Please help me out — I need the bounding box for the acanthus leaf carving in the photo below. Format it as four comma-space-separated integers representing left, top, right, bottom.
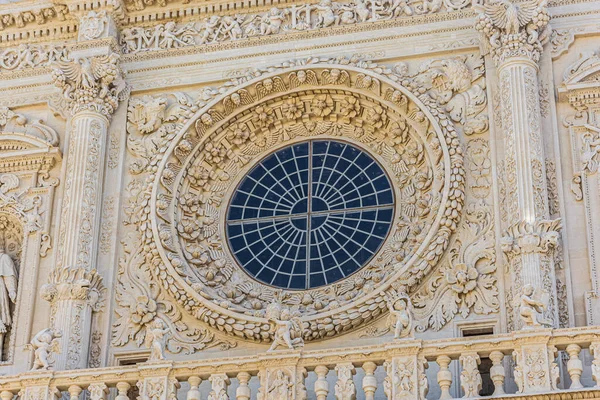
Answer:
413, 201, 499, 331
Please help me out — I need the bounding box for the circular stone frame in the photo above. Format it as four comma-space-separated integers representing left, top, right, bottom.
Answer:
149, 63, 465, 342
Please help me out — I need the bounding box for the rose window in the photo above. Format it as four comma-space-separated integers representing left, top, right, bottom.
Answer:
226, 140, 394, 290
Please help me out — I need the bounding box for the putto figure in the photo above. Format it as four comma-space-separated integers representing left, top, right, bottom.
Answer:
519, 284, 552, 328
266, 301, 305, 351
27, 328, 61, 370
386, 289, 414, 339
145, 317, 171, 361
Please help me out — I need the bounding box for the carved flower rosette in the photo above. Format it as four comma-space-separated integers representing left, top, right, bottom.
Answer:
148, 63, 465, 342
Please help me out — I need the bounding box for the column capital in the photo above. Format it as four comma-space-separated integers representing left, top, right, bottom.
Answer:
51, 53, 128, 118
40, 267, 105, 311
473, 0, 551, 66
501, 218, 561, 258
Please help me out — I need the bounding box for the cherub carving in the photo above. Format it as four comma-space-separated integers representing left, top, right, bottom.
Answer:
260, 7, 287, 35
321, 68, 350, 86
26, 328, 61, 370
288, 70, 319, 88
255, 77, 287, 99
388, 0, 413, 17
519, 284, 552, 328
223, 90, 254, 114
386, 290, 414, 339
266, 301, 304, 351
314, 0, 339, 27
355, 73, 381, 94
145, 318, 170, 361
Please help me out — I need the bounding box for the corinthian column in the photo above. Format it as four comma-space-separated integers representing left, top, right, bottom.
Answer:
474, 0, 560, 330
44, 52, 126, 370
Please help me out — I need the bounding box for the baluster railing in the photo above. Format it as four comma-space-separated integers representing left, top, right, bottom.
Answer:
236, 372, 251, 400
209, 373, 230, 400
187, 376, 202, 400
362, 361, 377, 400
314, 365, 329, 400
566, 344, 584, 389
489, 350, 506, 396
115, 382, 130, 400
459, 352, 481, 398
335, 363, 356, 400
437, 355, 453, 399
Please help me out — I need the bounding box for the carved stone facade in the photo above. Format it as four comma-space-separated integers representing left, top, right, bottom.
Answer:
0, 0, 598, 398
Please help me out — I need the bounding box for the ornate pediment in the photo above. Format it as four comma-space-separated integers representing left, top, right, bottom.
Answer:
559, 50, 600, 109
0, 107, 61, 174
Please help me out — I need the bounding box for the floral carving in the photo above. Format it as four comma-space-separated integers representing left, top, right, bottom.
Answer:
414, 202, 499, 331
121, 59, 466, 343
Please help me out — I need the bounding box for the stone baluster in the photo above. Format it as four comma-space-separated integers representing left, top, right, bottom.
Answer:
42, 50, 126, 370
362, 362, 377, 400
437, 355, 453, 400
591, 342, 600, 388
566, 344, 584, 389
314, 365, 330, 400
88, 384, 109, 400
459, 352, 481, 398
187, 376, 202, 400
335, 363, 356, 400
0, 391, 14, 400
115, 382, 130, 400
68, 386, 82, 400
236, 372, 251, 400
474, 0, 559, 331
209, 373, 230, 400
489, 351, 506, 396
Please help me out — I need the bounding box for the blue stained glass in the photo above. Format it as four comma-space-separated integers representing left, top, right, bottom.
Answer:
226, 140, 394, 289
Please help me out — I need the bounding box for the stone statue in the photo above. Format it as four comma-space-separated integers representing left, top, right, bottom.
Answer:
266, 301, 304, 351
519, 284, 552, 328
0, 246, 17, 354
27, 328, 61, 370
386, 290, 413, 339
145, 317, 170, 361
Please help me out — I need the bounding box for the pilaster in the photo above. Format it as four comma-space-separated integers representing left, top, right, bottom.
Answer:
383, 340, 428, 400
511, 329, 559, 394
43, 23, 126, 369
257, 350, 306, 400
474, 0, 560, 329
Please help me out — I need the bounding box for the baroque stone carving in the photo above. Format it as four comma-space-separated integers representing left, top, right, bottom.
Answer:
474, 0, 551, 65
25, 328, 61, 371
0, 236, 18, 357
519, 284, 552, 328
79, 11, 108, 40
385, 289, 414, 339
501, 219, 561, 257
0, 45, 69, 73
460, 352, 482, 397
119, 57, 467, 344
0, 5, 69, 31
51, 53, 128, 117
121, 0, 473, 54
413, 202, 498, 331
146, 317, 171, 361
266, 301, 305, 351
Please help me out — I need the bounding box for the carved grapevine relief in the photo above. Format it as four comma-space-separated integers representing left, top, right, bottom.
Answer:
117, 57, 470, 347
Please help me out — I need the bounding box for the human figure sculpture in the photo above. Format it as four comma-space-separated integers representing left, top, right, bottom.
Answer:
519, 284, 552, 328
27, 328, 61, 370
386, 291, 413, 339
0, 246, 17, 357
146, 318, 171, 361
266, 302, 304, 351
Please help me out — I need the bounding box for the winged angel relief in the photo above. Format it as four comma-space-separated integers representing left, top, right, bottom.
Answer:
51, 54, 128, 115
474, 0, 550, 60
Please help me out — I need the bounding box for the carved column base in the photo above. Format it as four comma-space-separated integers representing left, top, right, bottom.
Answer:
257, 351, 306, 400
383, 341, 428, 400
40, 267, 104, 370
512, 329, 559, 394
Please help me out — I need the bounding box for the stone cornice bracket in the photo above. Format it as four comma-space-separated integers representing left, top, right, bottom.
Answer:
50, 53, 128, 118
501, 219, 561, 258
40, 267, 106, 312
473, 0, 551, 66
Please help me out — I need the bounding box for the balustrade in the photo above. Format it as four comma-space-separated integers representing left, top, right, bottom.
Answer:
1, 327, 600, 399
